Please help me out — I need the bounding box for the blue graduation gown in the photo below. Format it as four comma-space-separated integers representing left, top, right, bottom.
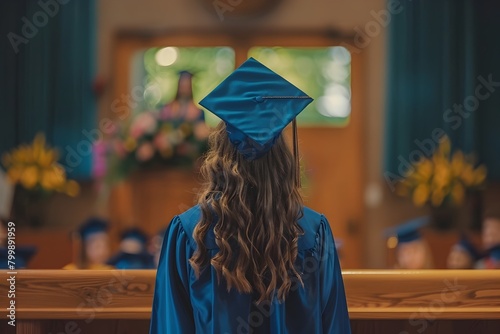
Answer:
150, 205, 351, 334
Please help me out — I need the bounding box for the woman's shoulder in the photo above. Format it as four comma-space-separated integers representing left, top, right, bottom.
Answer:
177, 204, 202, 229
297, 206, 329, 251
175, 204, 206, 250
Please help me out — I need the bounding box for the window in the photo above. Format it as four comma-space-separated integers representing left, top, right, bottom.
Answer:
249, 47, 351, 126
115, 32, 356, 128
130, 46, 235, 126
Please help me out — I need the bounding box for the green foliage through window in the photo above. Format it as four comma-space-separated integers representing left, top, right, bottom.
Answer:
249, 47, 351, 127
133, 47, 235, 126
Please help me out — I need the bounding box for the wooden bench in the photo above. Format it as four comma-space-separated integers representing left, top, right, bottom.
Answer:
1, 270, 499, 333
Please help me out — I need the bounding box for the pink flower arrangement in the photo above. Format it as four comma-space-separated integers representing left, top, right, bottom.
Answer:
92, 140, 108, 179
129, 112, 157, 139
153, 132, 171, 151
106, 108, 209, 179
136, 142, 155, 162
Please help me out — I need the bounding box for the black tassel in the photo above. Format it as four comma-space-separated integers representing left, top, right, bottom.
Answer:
292, 118, 300, 188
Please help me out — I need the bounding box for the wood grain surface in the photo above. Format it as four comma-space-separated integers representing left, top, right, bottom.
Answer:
1, 270, 499, 320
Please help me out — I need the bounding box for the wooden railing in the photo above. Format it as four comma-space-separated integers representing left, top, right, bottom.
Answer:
1, 270, 500, 333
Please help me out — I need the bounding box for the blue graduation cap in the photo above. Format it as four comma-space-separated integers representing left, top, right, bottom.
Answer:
385, 216, 429, 247
455, 234, 482, 261
78, 218, 108, 241
120, 227, 149, 246
199, 57, 313, 161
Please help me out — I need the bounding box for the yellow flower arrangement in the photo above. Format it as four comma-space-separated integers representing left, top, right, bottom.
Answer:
396, 136, 486, 208
1, 134, 79, 197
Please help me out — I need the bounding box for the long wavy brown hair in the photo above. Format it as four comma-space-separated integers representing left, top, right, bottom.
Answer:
189, 122, 304, 303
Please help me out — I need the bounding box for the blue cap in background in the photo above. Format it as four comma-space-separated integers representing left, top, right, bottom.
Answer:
385, 216, 429, 246
78, 218, 108, 241
120, 227, 149, 246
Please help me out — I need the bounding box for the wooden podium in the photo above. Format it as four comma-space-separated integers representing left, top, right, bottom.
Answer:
108, 168, 200, 238
1, 270, 500, 333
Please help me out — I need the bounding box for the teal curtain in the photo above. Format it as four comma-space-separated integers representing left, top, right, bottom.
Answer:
474, 1, 500, 182
0, 0, 97, 179
384, 0, 500, 184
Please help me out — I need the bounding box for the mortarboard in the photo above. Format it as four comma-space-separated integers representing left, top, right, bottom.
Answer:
121, 227, 149, 246
109, 228, 154, 269
199, 57, 313, 182
78, 218, 108, 241
385, 216, 429, 248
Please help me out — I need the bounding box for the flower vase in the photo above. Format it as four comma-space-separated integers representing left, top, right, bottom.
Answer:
429, 205, 458, 230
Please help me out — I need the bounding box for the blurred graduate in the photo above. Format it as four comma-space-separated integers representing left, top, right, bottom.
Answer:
385, 217, 434, 269
447, 234, 482, 269
63, 217, 112, 270
108, 228, 155, 269
150, 58, 350, 333
477, 212, 500, 269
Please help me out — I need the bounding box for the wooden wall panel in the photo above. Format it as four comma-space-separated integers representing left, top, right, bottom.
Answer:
109, 169, 199, 238
15, 230, 72, 269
